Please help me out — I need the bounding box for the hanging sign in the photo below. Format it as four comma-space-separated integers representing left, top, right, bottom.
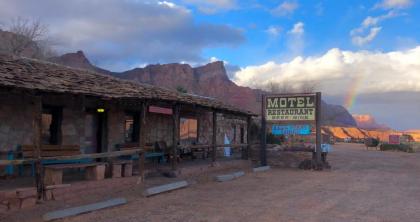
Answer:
149, 106, 173, 115
265, 94, 316, 121
272, 124, 311, 135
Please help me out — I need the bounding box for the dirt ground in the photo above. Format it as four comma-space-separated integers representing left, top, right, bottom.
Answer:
5, 143, 420, 222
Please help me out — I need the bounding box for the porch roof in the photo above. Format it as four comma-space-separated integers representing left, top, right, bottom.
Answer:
0, 54, 255, 116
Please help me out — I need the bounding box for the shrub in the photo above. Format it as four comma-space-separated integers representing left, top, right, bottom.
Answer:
379, 144, 414, 153
266, 133, 284, 145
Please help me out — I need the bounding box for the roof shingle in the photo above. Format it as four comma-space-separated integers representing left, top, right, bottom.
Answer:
0, 54, 254, 116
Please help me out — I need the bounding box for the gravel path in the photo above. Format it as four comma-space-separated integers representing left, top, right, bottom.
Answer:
6, 143, 420, 222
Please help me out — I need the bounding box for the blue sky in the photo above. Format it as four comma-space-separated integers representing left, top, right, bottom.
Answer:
187, 0, 419, 67
0, 0, 419, 130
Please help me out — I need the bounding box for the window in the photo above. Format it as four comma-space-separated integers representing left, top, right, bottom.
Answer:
180, 118, 198, 144
124, 113, 139, 143
41, 106, 62, 145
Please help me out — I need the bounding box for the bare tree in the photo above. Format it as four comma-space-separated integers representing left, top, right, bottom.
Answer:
0, 17, 55, 58
266, 79, 292, 93
265, 79, 319, 94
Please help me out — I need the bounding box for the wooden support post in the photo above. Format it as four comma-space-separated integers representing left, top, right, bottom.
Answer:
172, 104, 180, 170
315, 92, 322, 165
260, 95, 267, 166
244, 116, 252, 160
212, 111, 217, 163
33, 95, 44, 200
138, 102, 147, 182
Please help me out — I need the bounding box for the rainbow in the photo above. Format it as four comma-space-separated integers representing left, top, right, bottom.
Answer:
344, 75, 363, 110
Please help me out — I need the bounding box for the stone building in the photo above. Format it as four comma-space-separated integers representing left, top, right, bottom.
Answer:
0, 54, 255, 171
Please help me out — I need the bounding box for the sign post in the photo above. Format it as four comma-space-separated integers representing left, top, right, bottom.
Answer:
261, 92, 322, 166
260, 95, 267, 166
315, 92, 322, 164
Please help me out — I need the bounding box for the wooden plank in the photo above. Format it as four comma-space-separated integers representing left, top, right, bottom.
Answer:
42, 198, 127, 221
253, 166, 271, 172
0, 159, 35, 165
22, 145, 80, 151
215, 171, 245, 182
215, 174, 235, 182
143, 181, 188, 197
40, 149, 143, 161
45, 184, 71, 190
44, 162, 107, 170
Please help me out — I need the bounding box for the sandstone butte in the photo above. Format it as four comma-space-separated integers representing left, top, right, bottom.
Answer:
323, 126, 419, 142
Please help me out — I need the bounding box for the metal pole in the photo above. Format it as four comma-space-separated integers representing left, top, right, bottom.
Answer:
260, 94, 267, 166
315, 92, 322, 166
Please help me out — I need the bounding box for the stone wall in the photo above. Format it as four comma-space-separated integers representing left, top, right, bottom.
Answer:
0, 91, 249, 156
144, 112, 173, 146
61, 101, 86, 151
107, 107, 126, 152
0, 93, 36, 153
197, 112, 248, 145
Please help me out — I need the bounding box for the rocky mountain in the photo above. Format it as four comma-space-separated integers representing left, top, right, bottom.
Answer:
118, 61, 263, 114
353, 114, 389, 130
47, 51, 357, 126
0, 30, 41, 58
48, 51, 114, 75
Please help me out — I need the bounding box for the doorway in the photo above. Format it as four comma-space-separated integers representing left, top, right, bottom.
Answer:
85, 110, 107, 154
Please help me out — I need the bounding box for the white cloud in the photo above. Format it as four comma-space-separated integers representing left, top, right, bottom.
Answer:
288, 22, 304, 35
352, 27, 382, 46
286, 22, 304, 56
375, 0, 413, 9
181, 0, 237, 14
271, 1, 299, 16
158, 1, 178, 8
266, 25, 282, 38
350, 10, 400, 46
233, 46, 420, 97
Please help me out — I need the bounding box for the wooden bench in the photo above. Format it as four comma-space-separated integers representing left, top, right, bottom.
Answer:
20, 145, 93, 176
44, 162, 107, 185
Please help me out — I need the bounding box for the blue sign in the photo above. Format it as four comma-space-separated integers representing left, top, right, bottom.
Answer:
272, 124, 311, 135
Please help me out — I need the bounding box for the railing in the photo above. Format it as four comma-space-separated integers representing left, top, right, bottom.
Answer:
0, 149, 144, 165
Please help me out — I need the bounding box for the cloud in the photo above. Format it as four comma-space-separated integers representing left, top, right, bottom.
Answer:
0, 0, 244, 71
350, 10, 400, 46
180, 0, 237, 14
265, 25, 282, 38
233, 46, 420, 96
375, 0, 413, 9
271, 1, 299, 17
288, 22, 304, 35
286, 22, 304, 56
351, 27, 382, 46
233, 45, 420, 129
